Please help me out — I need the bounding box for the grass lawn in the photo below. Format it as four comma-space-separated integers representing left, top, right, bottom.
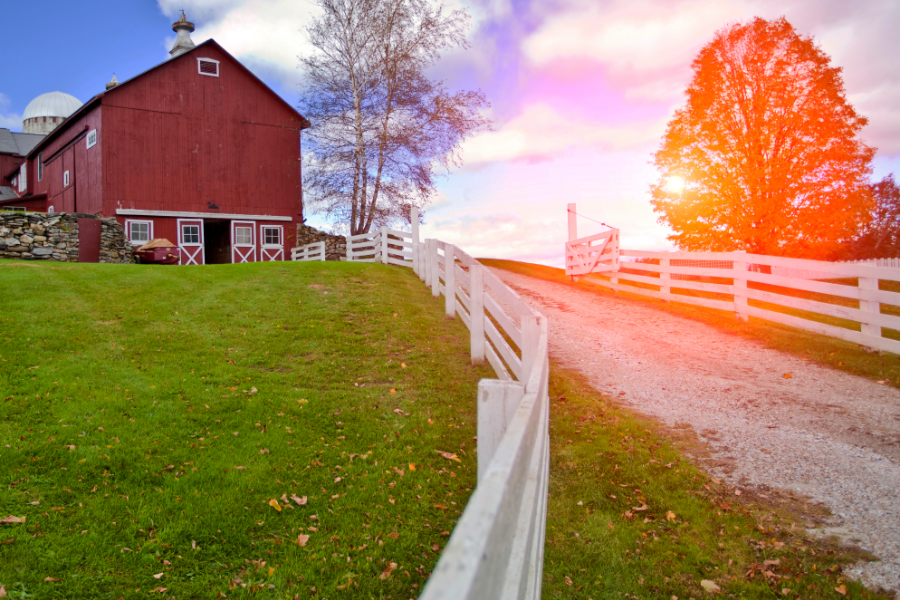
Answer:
0, 260, 493, 599
480, 259, 900, 388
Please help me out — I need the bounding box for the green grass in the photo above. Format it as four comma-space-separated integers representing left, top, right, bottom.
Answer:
480, 259, 900, 388
541, 366, 892, 599
0, 260, 493, 599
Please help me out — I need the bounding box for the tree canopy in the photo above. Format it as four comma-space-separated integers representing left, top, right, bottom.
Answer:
650, 17, 875, 259
299, 0, 491, 235
846, 174, 900, 259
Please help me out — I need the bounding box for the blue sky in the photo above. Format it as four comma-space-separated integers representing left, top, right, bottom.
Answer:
3, 0, 899, 265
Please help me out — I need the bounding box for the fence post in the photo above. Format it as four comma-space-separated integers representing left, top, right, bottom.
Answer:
445, 244, 456, 318
423, 239, 431, 284
469, 263, 485, 363
476, 379, 525, 482
859, 276, 880, 347
344, 236, 351, 262
520, 315, 540, 387
411, 208, 419, 275
431, 241, 440, 298
660, 251, 670, 302
380, 226, 388, 264
417, 243, 426, 281
733, 250, 748, 322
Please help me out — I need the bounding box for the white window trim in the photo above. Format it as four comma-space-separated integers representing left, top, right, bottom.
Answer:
63, 170, 70, 187
197, 58, 220, 77
126, 219, 154, 246
37, 153, 42, 181
1, 206, 26, 212
48, 205, 54, 214
86, 129, 98, 149
261, 225, 283, 248
18, 164, 26, 192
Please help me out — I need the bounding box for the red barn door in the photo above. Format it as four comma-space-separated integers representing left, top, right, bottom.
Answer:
231, 221, 256, 263
260, 225, 284, 261
178, 219, 205, 265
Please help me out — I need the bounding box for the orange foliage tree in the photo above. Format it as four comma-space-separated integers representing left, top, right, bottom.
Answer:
650, 17, 875, 259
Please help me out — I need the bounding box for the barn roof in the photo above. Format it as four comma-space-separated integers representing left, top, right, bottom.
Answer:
27, 38, 310, 159
0, 128, 45, 156
0, 186, 16, 202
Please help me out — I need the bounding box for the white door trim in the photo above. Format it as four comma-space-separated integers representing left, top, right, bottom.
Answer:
177, 218, 205, 266
260, 224, 284, 262
232, 220, 256, 264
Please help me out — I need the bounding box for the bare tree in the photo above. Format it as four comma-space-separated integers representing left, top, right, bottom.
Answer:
299, 0, 491, 235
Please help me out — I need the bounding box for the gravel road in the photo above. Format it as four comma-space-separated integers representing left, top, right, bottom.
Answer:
488, 268, 900, 594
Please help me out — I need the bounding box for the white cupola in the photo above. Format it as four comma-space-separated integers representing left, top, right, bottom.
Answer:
170, 11, 196, 58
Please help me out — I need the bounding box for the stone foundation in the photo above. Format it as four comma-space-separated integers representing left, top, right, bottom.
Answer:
0, 212, 132, 263
295, 224, 347, 261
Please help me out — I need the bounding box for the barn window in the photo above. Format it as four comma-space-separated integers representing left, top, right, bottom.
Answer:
18, 164, 26, 192
63, 170, 70, 187
182, 224, 201, 244
234, 226, 253, 245
38, 154, 43, 181
262, 226, 282, 246
128, 220, 153, 245
1, 206, 26, 212
197, 58, 220, 77
86, 129, 98, 149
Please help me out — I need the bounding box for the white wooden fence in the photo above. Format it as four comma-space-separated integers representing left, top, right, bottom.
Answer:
291, 241, 325, 261
565, 203, 900, 355
292, 211, 552, 598
416, 238, 550, 600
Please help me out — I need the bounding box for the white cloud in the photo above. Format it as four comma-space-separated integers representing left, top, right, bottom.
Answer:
460, 102, 667, 165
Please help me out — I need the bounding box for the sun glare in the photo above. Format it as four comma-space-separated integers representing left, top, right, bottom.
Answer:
665, 176, 685, 194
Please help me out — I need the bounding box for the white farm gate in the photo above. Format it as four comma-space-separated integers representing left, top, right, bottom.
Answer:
293, 209, 551, 599
565, 203, 900, 355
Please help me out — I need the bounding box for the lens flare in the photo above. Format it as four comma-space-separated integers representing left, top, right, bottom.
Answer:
665, 176, 685, 194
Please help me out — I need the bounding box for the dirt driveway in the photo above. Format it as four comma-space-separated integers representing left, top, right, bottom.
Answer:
488, 268, 900, 594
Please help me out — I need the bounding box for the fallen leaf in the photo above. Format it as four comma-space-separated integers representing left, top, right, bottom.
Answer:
390, 389, 397, 394
782, 589, 791, 596
379, 562, 397, 580
334, 477, 342, 483
234, 466, 246, 470
408, 463, 416, 471
835, 585, 847, 596
0, 585, 5, 598
27, 501, 40, 506
735, 490, 742, 496
65, 445, 77, 450
291, 494, 308, 506
296, 534, 310, 547
149, 587, 168, 594
565, 576, 573, 586
783, 373, 792, 379
44, 577, 61, 582
666, 511, 676, 522
0, 516, 25, 524
246, 387, 259, 395
268, 499, 282, 512
700, 580, 720, 593
191, 540, 197, 550
393, 408, 405, 416
27, 366, 39, 370
153, 573, 164, 579
632, 503, 648, 512
434, 504, 448, 510
436, 450, 461, 462
401, 363, 406, 368
387, 532, 400, 540
260, 448, 270, 454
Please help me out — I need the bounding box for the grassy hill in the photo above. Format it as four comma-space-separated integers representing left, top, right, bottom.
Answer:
0, 260, 492, 598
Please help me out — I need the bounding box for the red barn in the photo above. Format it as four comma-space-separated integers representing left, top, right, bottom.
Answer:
4, 13, 310, 264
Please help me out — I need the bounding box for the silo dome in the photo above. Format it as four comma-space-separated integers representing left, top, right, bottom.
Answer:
23, 92, 83, 135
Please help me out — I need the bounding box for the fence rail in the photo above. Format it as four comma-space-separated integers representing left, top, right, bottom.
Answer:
291, 241, 325, 262
565, 203, 900, 355
417, 237, 550, 600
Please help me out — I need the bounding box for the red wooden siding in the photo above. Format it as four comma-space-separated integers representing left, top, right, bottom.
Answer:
0, 155, 21, 187
30, 106, 103, 215
101, 42, 303, 223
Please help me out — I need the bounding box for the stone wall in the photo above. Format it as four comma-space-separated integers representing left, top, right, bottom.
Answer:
0, 212, 132, 263
295, 224, 347, 261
